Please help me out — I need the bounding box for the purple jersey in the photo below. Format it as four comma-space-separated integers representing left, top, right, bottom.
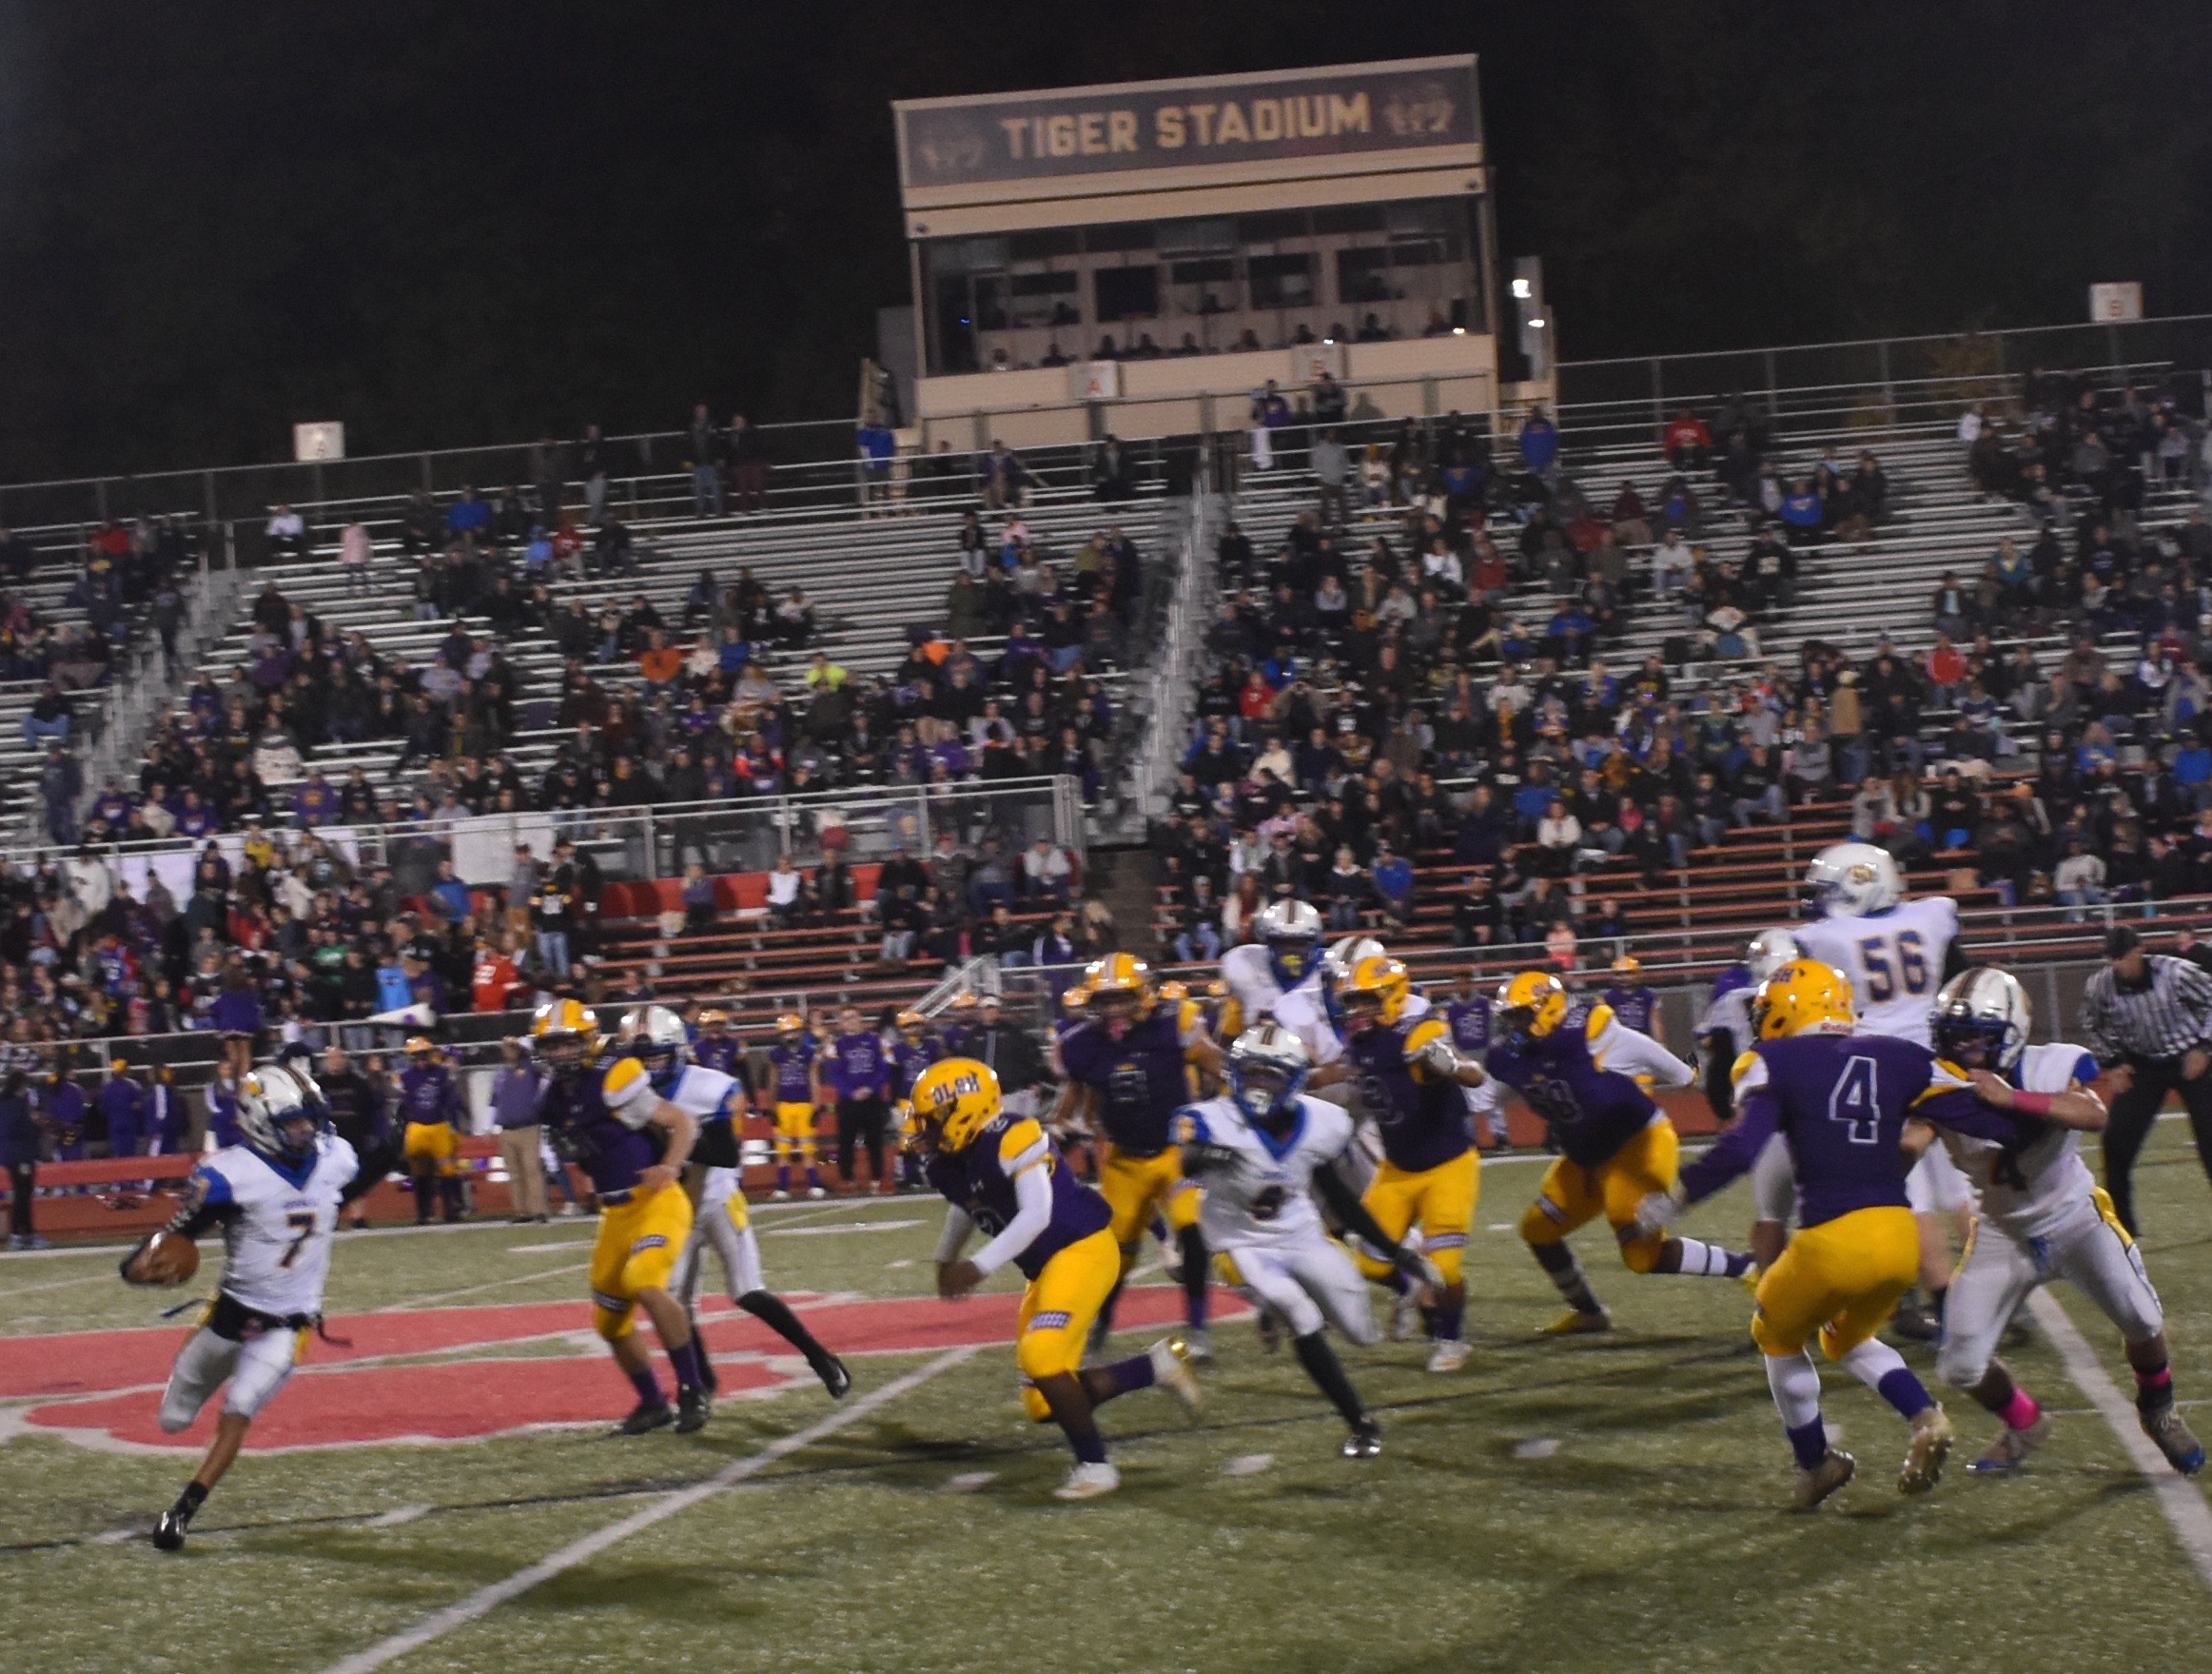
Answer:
1444, 995, 1492, 1054
824, 1031, 890, 1099
924, 1113, 1110, 1280
399, 1063, 458, 1125
1486, 1019, 1658, 1168
541, 1056, 663, 1195
1345, 1016, 1473, 1173
1059, 1009, 1191, 1155
1603, 985, 1658, 1036
693, 1034, 743, 1077
891, 1037, 944, 1100
768, 1036, 817, 1102
1679, 1033, 2013, 1229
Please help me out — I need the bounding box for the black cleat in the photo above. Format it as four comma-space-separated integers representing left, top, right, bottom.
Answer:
1889, 1291, 1939, 1343
151, 1507, 193, 1551
612, 1400, 675, 1437
1341, 1417, 1383, 1459
689, 1312, 719, 1395
675, 1386, 711, 1434
814, 1353, 852, 1399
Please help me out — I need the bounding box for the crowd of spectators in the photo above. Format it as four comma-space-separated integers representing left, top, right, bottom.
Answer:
1151, 370, 2212, 960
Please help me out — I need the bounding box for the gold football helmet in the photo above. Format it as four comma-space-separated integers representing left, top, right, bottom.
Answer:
1339, 955, 1412, 1027
909, 1057, 1004, 1153
1752, 958, 1857, 1039
1495, 971, 1570, 1050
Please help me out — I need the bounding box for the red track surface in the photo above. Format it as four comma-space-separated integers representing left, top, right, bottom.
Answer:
9, 1287, 1240, 1451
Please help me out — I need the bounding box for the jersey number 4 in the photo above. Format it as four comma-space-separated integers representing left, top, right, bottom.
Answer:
1856, 930, 1928, 1004
1829, 1055, 1882, 1145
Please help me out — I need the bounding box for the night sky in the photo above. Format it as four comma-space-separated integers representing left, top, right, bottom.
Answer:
0, 0, 2204, 478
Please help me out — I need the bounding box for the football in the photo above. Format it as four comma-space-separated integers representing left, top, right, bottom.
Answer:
128, 1231, 201, 1288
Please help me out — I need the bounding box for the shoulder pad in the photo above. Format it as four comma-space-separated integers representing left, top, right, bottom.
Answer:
997, 1115, 1047, 1164
1177, 999, 1205, 1044
1403, 1017, 1449, 1065
1170, 1106, 1209, 1148
603, 1056, 655, 1112
1584, 1003, 1616, 1041
1729, 1050, 1763, 1090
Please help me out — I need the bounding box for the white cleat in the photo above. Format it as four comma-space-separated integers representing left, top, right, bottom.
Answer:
1054, 1461, 1121, 1501
1426, 1338, 1471, 1374
1149, 1335, 1204, 1415
808, 1186, 827, 1199
771, 1189, 790, 1201
1182, 1327, 1214, 1367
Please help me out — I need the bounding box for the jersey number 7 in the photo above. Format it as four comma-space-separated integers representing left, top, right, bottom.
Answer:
1856, 930, 1928, 1004
278, 1211, 316, 1269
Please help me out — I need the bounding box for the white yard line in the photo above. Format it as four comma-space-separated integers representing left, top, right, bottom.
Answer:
2025, 1289, 2212, 1591
321, 1344, 981, 1674
376, 1264, 592, 1312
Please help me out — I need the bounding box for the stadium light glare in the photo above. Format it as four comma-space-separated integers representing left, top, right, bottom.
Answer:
1528, 317, 1547, 329
1510, 277, 1532, 299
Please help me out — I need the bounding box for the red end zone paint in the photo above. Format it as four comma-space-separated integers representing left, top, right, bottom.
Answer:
10, 1287, 1239, 1452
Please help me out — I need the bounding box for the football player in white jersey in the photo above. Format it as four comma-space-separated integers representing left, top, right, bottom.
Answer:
1173, 1025, 1442, 1456
1917, 971, 2203, 1476
119, 1064, 369, 1552
1219, 898, 1325, 1038
1794, 841, 1972, 1329
627, 1007, 850, 1400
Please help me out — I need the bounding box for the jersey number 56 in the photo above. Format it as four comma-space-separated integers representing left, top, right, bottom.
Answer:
1856, 930, 1928, 1003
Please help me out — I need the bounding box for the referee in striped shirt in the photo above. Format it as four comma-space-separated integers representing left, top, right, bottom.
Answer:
2078, 925, 2212, 1233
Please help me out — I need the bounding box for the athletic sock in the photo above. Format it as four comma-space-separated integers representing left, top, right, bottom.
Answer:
1066, 1420, 1108, 1466
738, 1290, 835, 1369
667, 1339, 705, 1393
1766, 1350, 1827, 1467
1090, 1352, 1156, 1405
1785, 1417, 1830, 1471
1380, 1269, 1410, 1298
1431, 1296, 1465, 1341
174, 1479, 209, 1517
1876, 1366, 1935, 1420
1293, 1331, 1368, 1428
776, 1164, 790, 1193
1998, 1385, 2043, 1430
628, 1369, 663, 1408
1178, 1227, 1209, 1329
412, 1178, 434, 1221
2136, 1362, 2175, 1414
806, 1166, 822, 1191
1837, 1335, 1934, 1420
1531, 1241, 1603, 1314
1670, 1237, 1754, 1278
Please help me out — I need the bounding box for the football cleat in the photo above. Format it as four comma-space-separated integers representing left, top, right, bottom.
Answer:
1054, 1461, 1121, 1501
1390, 1291, 1423, 1341
1540, 1307, 1613, 1336
612, 1400, 675, 1437
1342, 1417, 1383, 1459
1149, 1335, 1204, 1416
1792, 1448, 1856, 1510
808, 1186, 827, 1199
1889, 1291, 1939, 1342
2143, 1404, 2206, 1475
1426, 1338, 1472, 1373
1968, 1413, 2051, 1473
814, 1353, 853, 1400
1182, 1327, 1214, 1367
675, 1386, 711, 1434
150, 1507, 194, 1552
771, 1189, 790, 1201
1899, 1404, 1954, 1494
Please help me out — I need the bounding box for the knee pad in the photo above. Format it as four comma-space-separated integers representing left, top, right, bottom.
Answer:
1520, 1198, 1567, 1246
593, 1303, 636, 1343
1935, 1343, 1987, 1391
1617, 1231, 1665, 1274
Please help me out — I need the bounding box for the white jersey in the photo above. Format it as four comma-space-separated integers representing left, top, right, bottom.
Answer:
1697, 979, 1755, 1045
1220, 943, 1292, 1025
1794, 896, 1959, 1046
665, 1062, 742, 1124
1176, 1092, 1354, 1251
1939, 1041, 2101, 1242
193, 1133, 359, 1319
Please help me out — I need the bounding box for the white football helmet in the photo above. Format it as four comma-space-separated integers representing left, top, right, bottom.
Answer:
1805, 841, 1903, 917
1255, 897, 1324, 987
1930, 968, 2029, 1073
1321, 935, 1386, 990
1745, 928, 1802, 985
1226, 1022, 1313, 1131
236, 1065, 323, 1161
620, 1004, 691, 1082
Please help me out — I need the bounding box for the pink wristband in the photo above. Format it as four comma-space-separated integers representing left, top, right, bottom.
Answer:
2009, 1091, 2053, 1117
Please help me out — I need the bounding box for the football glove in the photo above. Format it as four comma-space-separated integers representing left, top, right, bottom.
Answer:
1631, 1185, 1686, 1241
1415, 1035, 1465, 1077
1397, 1248, 1446, 1291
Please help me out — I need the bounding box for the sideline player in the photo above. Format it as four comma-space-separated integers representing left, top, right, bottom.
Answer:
1919, 970, 2202, 1475
912, 1057, 1201, 1501
822, 1004, 894, 1193
889, 1007, 945, 1191
1178, 1024, 1442, 1451
1053, 955, 1221, 1357
766, 1013, 827, 1199
397, 1034, 465, 1224
121, 1065, 373, 1551
1338, 955, 1487, 1369
533, 1000, 713, 1435
628, 1006, 850, 1401
1602, 956, 1664, 1048
1491, 971, 1754, 1334
1793, 842, 1971, 1336
1640, 958, 2038, 1507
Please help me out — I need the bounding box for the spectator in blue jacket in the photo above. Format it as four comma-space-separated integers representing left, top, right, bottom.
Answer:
1372, 842, 1415, 930
1518, 405, 1560, 478
444, 486, 491, 541
427, 858, 474, 925
1779, 478, 1826, 544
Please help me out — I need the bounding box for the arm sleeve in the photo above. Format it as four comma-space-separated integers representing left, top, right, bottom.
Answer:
967, 1161, 1054, 1279
933, 1205, 975, 1264
1590, 1018, 1696, 1089
1677, 1091, 1779, 1206
1312, 1166, 1417, 1265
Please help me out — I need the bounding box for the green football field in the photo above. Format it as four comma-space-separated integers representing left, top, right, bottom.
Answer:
7, 1124, 2212, 1674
